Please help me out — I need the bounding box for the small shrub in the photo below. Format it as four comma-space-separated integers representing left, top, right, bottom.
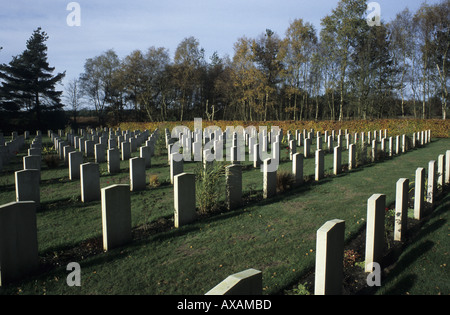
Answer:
355, 143, 366, 167
195, 162, 226, 214
276, 170, 294, 192
355, 261, 365, 269
384, 207, 396, 249
375, 148, 386, 161
43, 154, 59, 168
291, 282, 310, 295
149, 174, 160, 187
42, 145, 56, 155
343, 249, 362, 268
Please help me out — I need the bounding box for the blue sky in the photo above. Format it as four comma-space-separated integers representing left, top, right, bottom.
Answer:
0, 0, 443, 95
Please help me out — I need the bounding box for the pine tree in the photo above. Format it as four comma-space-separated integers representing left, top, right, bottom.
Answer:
0, 27, 65, 126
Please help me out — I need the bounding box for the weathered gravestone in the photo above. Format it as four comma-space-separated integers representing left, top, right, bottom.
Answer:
130, 157, 146, 192
107, 148, 120, 174
84, 140, 95, 157
95, 144, 106, 163
427, 160, 436, 207
101, 185, 132, 251
289, 140, 296, 160
253, 143, 261, 168
28, 148, 41, 157
389, 137, 393, 157
205, 268, 262, 295
437, 154, 444, 192
315, 149, 324, 181
226, 164, 242, 210
23, 155, 41, 174
333, 146, 341, 175
140, 145, 151, 168
174, 173, 196, 228
371, 140, 377, 162
365, 194, 386, 273
349, 144, 356, 170
414, 167, 425, 220
292, 152, 303, 186
80, 162, 100, 202
15, 169, 40, 209
303, 138, 311, 158
263, 158, 276, 199
314, 219, 345, 295
69, 151, 83, 180
78, 137, 85, 153
0, 201, 38, 286
445, 150, 450, 185
121, 141, 131, 161
170, 153, 184, 184
63, 145, 75, 165
394, 178, 409, 241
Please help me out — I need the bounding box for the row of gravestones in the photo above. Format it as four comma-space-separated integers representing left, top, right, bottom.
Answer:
164, 126, 432, 158
166, 128, 433, 205
61, 129, 158, 182
5, 127, 161, 209
0, 126, 431, 174
5, 147, 445, 290
0, 127, 438, 288
171, 129, 433, 228
11, 125, 434, 223
205, 149, 450, 295
0, 132, 26, 172
164, 126, 432, 182
0, 127, 161, 286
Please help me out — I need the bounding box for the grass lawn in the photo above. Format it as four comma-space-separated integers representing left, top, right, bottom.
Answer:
375, 192, 449, 295
0, 133, 448, 295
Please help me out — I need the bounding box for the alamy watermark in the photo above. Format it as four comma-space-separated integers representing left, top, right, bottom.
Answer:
66, 262, 81, 286
169, 118, 280, 172
366, 262, 382, 287
66, 2, 81, 26
66, 2, 380, 28
366, 2, 381, 27
63, 260, 381, 289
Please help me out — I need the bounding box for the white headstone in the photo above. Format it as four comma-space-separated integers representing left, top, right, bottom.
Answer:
80, 163, 100, 203
427, 160, 436, 206
226, 164, 242, 210
365, 194, 386, 273
414, 168, 425, 220
0, 201, 38, 286
101, 184, 132, 251
130, 157, 146, 191
174, 173, 196, 228
263, 158, 277, 199
314, 219, 345, 295
394, 178, 409, 241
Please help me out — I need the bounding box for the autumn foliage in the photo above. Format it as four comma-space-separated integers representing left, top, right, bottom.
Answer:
116, 119, 450, 139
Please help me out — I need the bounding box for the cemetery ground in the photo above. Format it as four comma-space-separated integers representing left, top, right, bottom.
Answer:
0, 133, 448, 295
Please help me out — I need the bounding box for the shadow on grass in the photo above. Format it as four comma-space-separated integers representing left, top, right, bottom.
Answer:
369, 190, 448, 295
38, 196, 87, 214
277, 185, 449, 295
35, 151, 434, 282
4, 139, 444, 292
382, 274, 418, 295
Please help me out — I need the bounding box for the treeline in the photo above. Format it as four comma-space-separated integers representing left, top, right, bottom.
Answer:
1, 0, 448, 132
70, 0, 448, 124
0, 28, 67, 132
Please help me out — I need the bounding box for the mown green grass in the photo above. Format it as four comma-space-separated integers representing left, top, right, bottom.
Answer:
0, 134, 448, 295
375, 192, 449, 295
